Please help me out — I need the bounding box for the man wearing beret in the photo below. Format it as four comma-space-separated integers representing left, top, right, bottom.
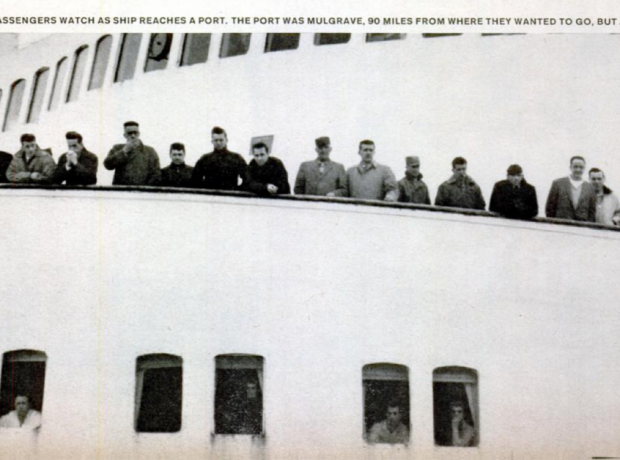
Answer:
294, 136, 346, 197
489, 164, 538, 219
397, 156, 431, 205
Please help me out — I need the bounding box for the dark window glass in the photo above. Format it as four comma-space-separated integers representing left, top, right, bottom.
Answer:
145, 33, 173, 73
48, 57, 68, 111
89, 35, 113, 90
220, 34, 251, 58
214, 355, 263, 435
363, 363, 410, 444
0, 350, 47, 421
180, 34, 211, 66
314, 34, 351, 45
422, 33, 463, 38
27, 68, 50, 123
3, 80, 26, 132
265, 34, 300, 52
67, 45, 89, 103
115, 34, 143, 83
366, 34, 407, 42
433, 366, 479, 447
135, 354, 182, 433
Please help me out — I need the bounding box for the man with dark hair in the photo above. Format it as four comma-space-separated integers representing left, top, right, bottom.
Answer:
160, 142, 193, 188
435, 157, 485, 210
397, 156, 431, 204
589, 167, 620, 226
342, 140, 398, 201
545, 156, 597, 221
489, 164, 538, 219
245, 142, 290, 196
53, 131, 98, 185
294, 136, 346, 196
0, 395, 42, 429
104, 121, 161, 186
5, 133, 56, 183
448, 401, 475, 447
368, 402, 409, 444
191, 126, 248, 190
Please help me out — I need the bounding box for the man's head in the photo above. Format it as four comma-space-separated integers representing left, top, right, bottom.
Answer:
20, 134, 37, 156
506, 164, 523, 187
252, 142, 270, 166
14, 395, 30, 417
589, 167, 605, 193
315, 136, 332, 162
211, 126, 228, 151
246, 382, 258, 399
570, 156, 586, 180
449, 401, 465, 423
405, 156, 421, 178
358, 140, 375, 164
385, 402, 403, 431
123, 121, 140, 141
66, 131, 84, 154
452, 157, 468, 179
169, 142, 186, 165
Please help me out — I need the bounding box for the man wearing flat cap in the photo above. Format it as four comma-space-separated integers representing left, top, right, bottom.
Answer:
294, 137, 346, 196
489, 164, 538, 219
397, 156, 431, 205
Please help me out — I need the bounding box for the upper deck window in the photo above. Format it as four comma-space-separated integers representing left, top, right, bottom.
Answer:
220, 34, 251, 58
363, 363, 410, 444
135, 354, 182, 433
366, 34, 407, 43
67, 45, 89, 103
0, 350, 46, 429
145, 33, 173, 73
48, 57, 68, 112
214, 354, 264, 435
180, 34, 211, 66
433, 366, 479, 447
115, 34, 143, 83
422, 33, 463, 38
314, 33, 351, 45
89, 35, 113, 90
27, 67, 50, 124
265, 34, 300, 52
3, 79, 26, 132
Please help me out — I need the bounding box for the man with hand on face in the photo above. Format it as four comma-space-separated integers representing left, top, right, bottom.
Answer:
342, 140, 398, 201
435, 157, 485, 210
294, 136, 346, 197
0, 395, 42, 429
448, 401, 475, 447
397, 156, 431, 204
589, 167, 620, 226
191, 126, 248, 190
489, 164, 538, 219
160, 142, 193, 188
6, 133, 56, 184
103, 121, 161, 186
545, 156, 597, 222
53, 131, 98, 185
368, 402, 409, 444
244, 142, 290, 196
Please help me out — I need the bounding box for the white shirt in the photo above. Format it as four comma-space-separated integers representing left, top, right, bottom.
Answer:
0, 410, 42, 429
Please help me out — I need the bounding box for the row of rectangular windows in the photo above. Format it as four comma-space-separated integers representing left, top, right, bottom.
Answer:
0, 350, 479, 446
0, 32, 418, 133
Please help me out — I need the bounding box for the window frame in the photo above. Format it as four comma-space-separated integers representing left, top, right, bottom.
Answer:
27, 67, 50, 124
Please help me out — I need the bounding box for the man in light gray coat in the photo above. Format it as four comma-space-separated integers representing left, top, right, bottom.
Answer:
342, 140, 398, 202
294, 136, 346, 197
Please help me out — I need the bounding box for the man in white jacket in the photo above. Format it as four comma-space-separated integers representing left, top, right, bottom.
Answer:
0, 395, 42, 429
589, 168, 620, 226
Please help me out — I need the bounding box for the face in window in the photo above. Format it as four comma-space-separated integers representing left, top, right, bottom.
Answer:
15, 396, 30, 417
124, 126, 140, 141
570, 158, 586, 180
212, 133, 227, 151
67, 138, 83, 154
170, 149, 186, 165
386, 406, 403, 431
246, 382, 258, 399
451, 404, 465, 423
252, 147, 269, 166
22, 141, 37, 157
452, 163, 467, 179
358, 143, 375, 164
